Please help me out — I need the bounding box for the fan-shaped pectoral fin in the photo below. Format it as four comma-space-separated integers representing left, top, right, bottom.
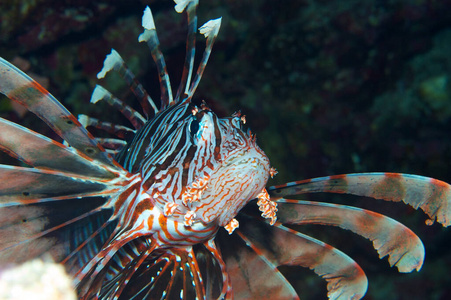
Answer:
276, 199, 424, 272
269, 173, 451, 227
236, 213, 368, 300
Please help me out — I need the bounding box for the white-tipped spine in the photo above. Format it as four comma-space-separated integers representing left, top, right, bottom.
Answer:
90, 85, 111, 104
174, 0, 198, 13
97, 49, 123, 79
138, 31, 151, 43
142, 6, 156, 30
138, 7, 156, 43
199, 18, 222, 38
78, 114, 89, 128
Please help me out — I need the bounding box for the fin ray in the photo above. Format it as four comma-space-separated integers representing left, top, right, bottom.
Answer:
0, 165, 114, 205
0, 117, 118, 179
139, 7, 174, 108
216, 227, 299, 300
0, 57, 116, 166
269, 173, 451, 226
174, 0, 198, 101
276, 199, 425, 272
236, 213, 368, 300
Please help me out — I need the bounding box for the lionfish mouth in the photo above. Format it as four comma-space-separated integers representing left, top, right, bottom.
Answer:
224, 154, 267, 168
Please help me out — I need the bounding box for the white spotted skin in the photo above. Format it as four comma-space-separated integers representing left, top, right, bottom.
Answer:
194, 144, 270, 226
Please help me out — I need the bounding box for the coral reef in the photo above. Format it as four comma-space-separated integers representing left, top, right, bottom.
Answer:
0, 258, 76, 300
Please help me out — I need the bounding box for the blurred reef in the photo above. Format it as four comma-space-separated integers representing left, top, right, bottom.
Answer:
1, 0, 451, 299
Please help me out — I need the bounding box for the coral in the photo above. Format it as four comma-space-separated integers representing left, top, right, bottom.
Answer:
0, 258, 76, 300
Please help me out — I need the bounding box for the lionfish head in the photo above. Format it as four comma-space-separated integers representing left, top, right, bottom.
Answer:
145, 100, 271, 230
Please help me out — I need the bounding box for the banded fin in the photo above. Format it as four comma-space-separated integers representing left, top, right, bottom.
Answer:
174, 0, 199, 100
91, 85, 146, 130
187, 17, 222, 99
0, 197, 111, 267
0, 57, 115, 167
139, 6, 174, 108
63, 214, 118, 276
231, 213, 368, 300
202, 238, 231, 299
97, 49, 158, 117
98, 238, 153, 298
0, 117, 117, 179
95, 138, 128, 151
269, 173, 451, 227
218, 212, 368, 300
78, 238, 155, 299
276, 199, 424, 272
217, 227, 300, 300
78, 114, 135, 139
0, 165, 116, 206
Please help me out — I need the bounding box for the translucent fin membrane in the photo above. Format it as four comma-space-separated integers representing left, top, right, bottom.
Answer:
119, 246, 214, 299
269, 173, 451, 227
0, 58, 116, 167
235, 214, 368, 300
77, 238, 157, 299
276, 199, 425, 272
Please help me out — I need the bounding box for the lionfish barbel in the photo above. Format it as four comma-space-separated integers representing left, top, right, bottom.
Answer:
0, 1, 449, 299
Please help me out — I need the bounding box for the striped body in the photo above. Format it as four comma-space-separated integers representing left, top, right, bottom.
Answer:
0, 1, 450, 299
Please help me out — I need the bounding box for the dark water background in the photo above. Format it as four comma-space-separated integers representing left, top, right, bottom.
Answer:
1, 0, 451, 299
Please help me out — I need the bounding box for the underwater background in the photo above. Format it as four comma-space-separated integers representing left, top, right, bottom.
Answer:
1, 0, 451, 299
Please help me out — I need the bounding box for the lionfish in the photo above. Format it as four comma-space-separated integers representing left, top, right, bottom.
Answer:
0, 1, 449, 299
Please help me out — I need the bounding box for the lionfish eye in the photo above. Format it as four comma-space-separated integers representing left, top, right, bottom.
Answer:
189, 117, 200, 139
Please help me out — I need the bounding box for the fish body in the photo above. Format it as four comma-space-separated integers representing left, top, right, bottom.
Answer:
0, 1, 450, 299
